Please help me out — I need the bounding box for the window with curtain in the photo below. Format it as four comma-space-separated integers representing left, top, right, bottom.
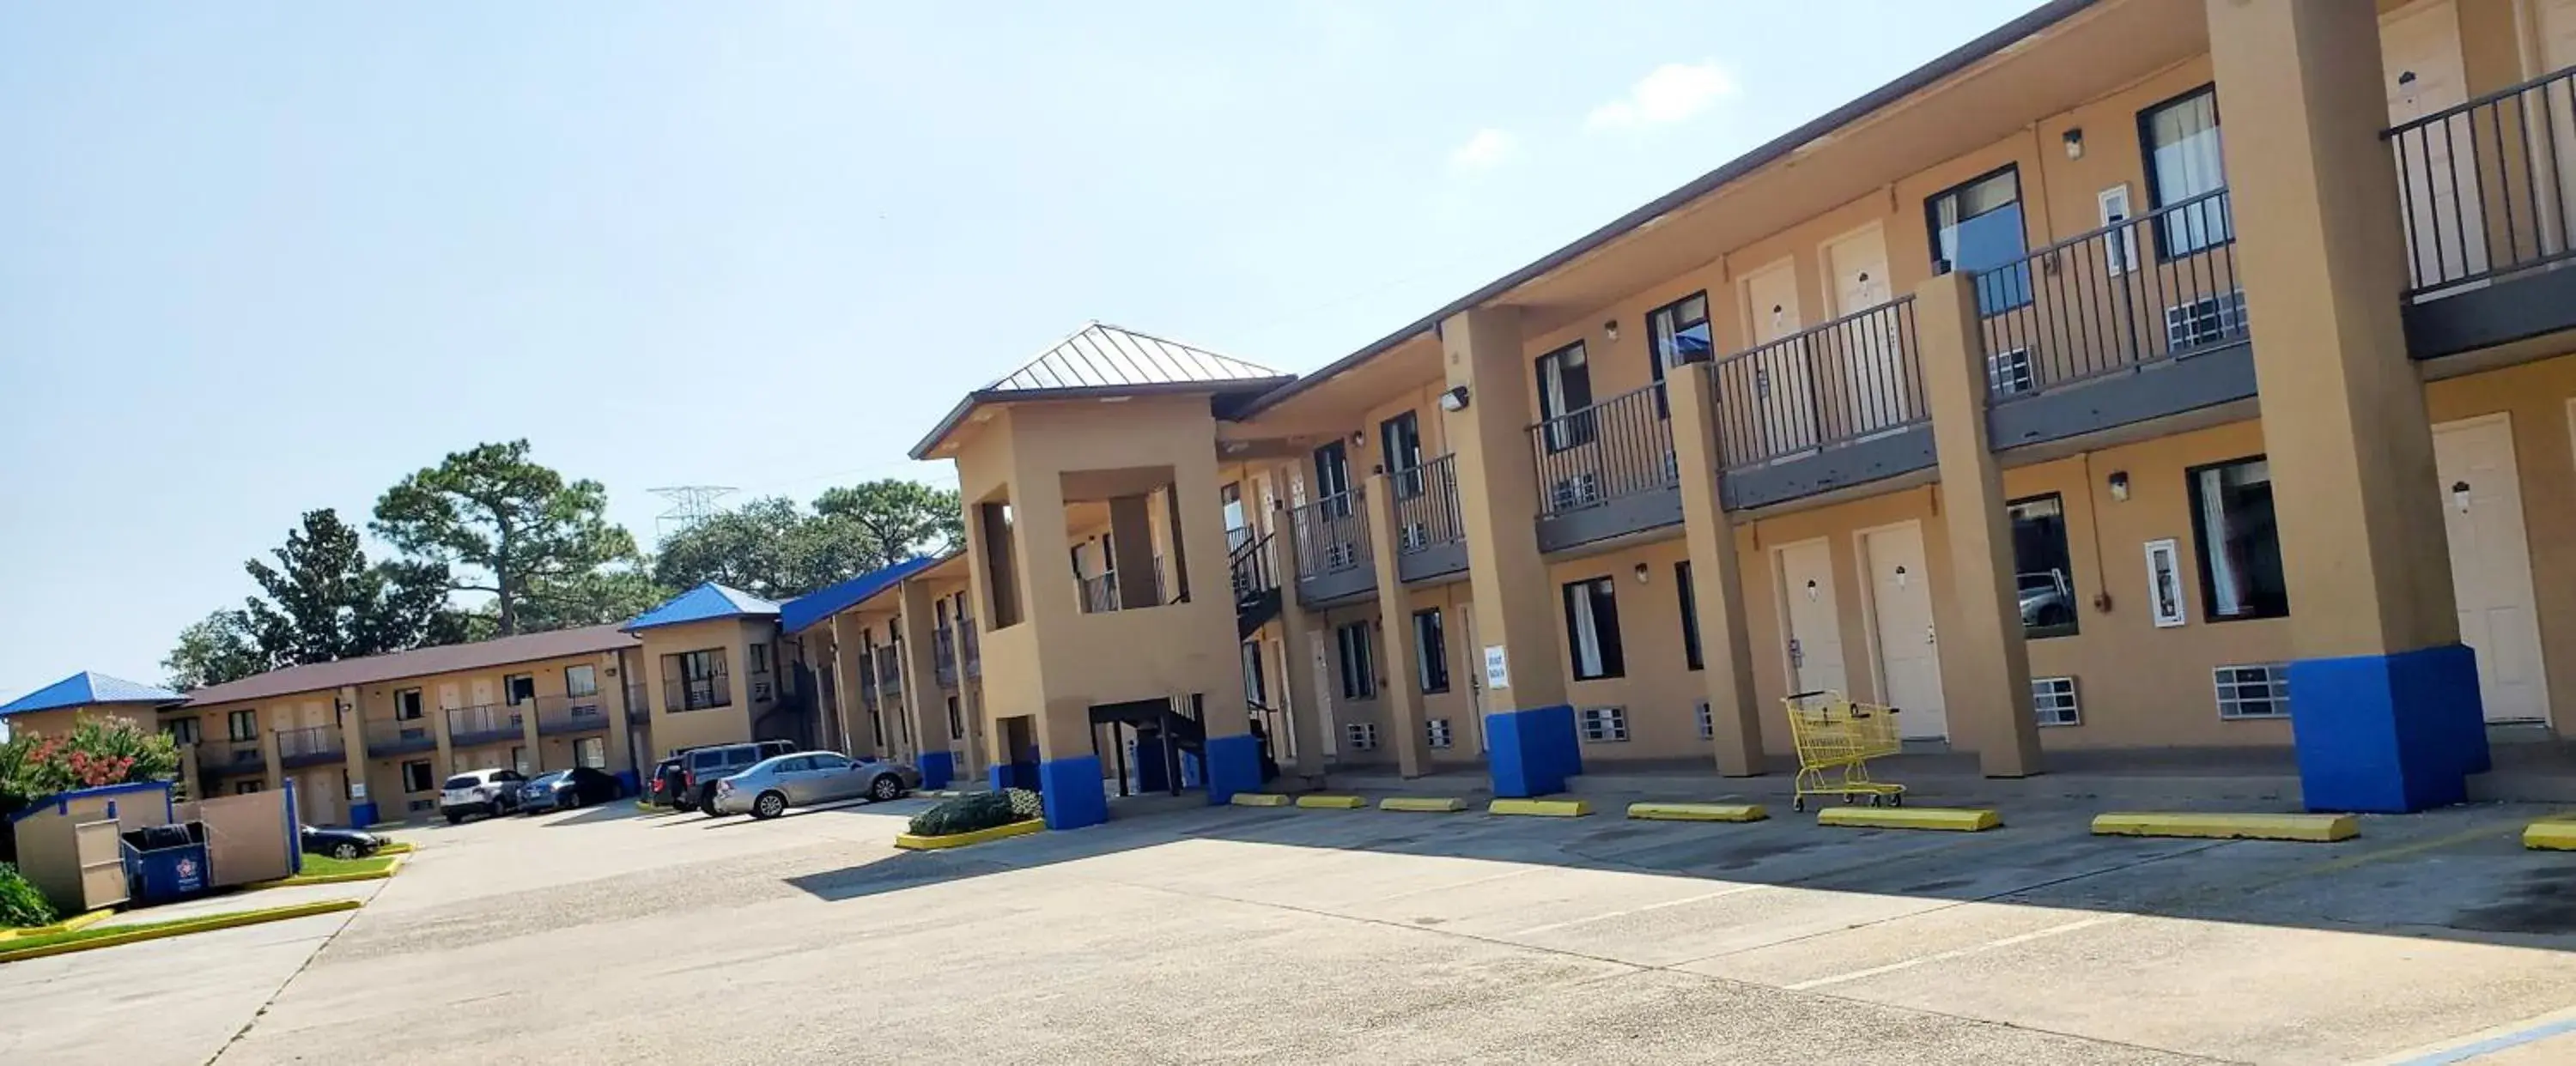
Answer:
1336, 621, 1376, 700
2140, 85, 2229, 258
1645, 291, 1710, 418
1535, 342, 1595, 451
2187, 457, 2287, 621
1926, 166, 2030, 315
1561, 577, 1626, 680
1381, 411, 1425, 498
1413, 609, 1449, 694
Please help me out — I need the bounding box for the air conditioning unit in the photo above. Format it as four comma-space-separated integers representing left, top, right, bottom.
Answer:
1662, 450, 1680, 483
1324, 542, 1358, 569
1400, 521, 1431, 551
1550, 473, 1601, 512
1988, 348, 2035, 397
752, 681, 774, 700
2164, 289, 2248, 350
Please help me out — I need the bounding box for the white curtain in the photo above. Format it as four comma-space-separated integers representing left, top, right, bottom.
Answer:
1571, 584, 1604, 677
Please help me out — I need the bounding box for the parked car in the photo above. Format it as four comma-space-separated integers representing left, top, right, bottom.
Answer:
300, 824, 387, 861
647, 758, 685, 809
439, 768, 528, 824
710, 752, 920, 820
2018, 569, 2075, 630
516, 766, 623, 813
675, 740, 798, 815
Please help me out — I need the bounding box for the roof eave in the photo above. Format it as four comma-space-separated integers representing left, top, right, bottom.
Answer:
912, 377, 1299, 460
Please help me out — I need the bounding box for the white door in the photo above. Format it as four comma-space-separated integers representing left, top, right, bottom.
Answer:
1743, 261, 1816, 457
2384, 0, 2488, 287
1824, 226, 1908, 436
1861, 524, 1947, 739
1777, 539, 1848, 696
2434, 415, 2550, 723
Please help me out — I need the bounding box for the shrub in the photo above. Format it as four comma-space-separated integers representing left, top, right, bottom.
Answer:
0, 717, 181, 809
0, 863, 57, 929
907, 789, 1041, 837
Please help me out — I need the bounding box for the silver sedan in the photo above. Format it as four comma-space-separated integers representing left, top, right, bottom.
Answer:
709, 752, 922, 819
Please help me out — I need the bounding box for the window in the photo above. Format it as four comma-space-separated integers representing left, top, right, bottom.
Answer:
1646, 291, 1712, 418
2008, 494, 2079, 639
946, 695, 963, 741
233, 780, 263, 796
1344, 723, 1379, 751
402, 760, 434, 793
979, 500, 1022, 628
1535, 342, 1595, 451
771, 755, 815, 773
504, 674, 536, 706
1927, 166, 2030, 314
574, 737, 606, 769
749, 643, 771, 675
1675, 561, 1704, 671
1381, 411, 1425, 499
1313, 440, 1353, 517
1426, 718, 1454, 750
2164, 290, 2248, 350
564, 665, 598, 699
1413, 609, 1449, 694
2032, 676, 2081, 727
2139, 84, 2229, 258
2215, 663, 2290, 719
2187, 457, 2287, 621
1336, 621, 1376, 700
408, 798, 434, 813
1695, 701, 1715, 739
394, 688, 423, 720
1580, 706, 1630, 742
1562, 577, 1625, 681
667, 648, 732, 711
227, 709, 258, 742
1989, 348, 2034, 397
163, 717, 200, 746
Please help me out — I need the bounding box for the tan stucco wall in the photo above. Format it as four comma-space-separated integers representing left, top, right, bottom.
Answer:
3, 702, 158, 740
636, 618, 765, 756
1546, 536, 1705, 763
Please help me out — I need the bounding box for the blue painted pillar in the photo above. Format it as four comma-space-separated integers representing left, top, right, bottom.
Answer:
1037, 756, 1107, 829
2288, 645, 2488, 813
917, 749, 956, 790
1203, 733, 1263, 805
1485, 705, 1581, 798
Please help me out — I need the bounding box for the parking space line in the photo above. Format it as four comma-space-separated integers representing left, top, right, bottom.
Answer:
1509, 883, 1769, 937
2375, 1004, 2576, 1065
1783, 914, 2128, 990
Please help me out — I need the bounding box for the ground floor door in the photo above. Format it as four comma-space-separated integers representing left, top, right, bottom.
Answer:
2434, 414, 2551, 724
1776, 539, 1849, 697
1860, 523, 1947, 739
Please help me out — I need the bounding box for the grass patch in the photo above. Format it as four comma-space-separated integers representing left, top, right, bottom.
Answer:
299, 854, 398, 878
0, 899, 361, 962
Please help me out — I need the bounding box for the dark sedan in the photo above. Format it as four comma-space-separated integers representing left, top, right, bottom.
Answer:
301, 824, 388, 861
516, 766, 623, 813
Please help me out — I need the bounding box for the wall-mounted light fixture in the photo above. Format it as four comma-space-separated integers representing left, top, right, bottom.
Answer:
1632, 562, 1650, 584
2107, 469, 2131, 502
1604, 319, 1620, 342
2452, 480, 2473, 513
1349, 430, 1366, 449
2063, 128, 2085, 159
1437, 385, 1471, 412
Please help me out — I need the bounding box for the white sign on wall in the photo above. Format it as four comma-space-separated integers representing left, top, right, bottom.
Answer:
349, 782, 368, 801
2144, 538, 2186, 628
1483, 645, 1510, 691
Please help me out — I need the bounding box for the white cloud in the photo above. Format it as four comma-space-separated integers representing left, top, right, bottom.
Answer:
1586, 60, 1741, 131
1447, 128, 1518, 171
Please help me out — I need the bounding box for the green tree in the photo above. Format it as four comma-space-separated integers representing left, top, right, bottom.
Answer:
652, 480, 961, 598
240, 510, 459, 666
651, 497, 806, 598
372, 440, 644, 636
163, 610, 270, 690
812, 479, 963, 566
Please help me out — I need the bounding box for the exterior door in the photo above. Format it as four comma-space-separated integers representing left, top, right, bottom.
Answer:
2383, 0, 2487, 286
1776, 539, 1849, 695
1824, 226, 1908, 436
2433, 415, 2550, 723
1861, 524, 1947, 740
1743, 260, 1817, 457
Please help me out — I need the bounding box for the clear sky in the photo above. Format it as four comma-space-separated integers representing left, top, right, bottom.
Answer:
0, 1, 2040, 701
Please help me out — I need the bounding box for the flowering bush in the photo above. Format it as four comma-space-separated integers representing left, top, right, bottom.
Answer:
0, 717, 180, 811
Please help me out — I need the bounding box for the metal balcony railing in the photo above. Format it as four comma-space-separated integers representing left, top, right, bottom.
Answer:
446, 703, 526, 743
1230, 530, 1279, 601
535, 693, 609, 734
873, 648, 903, 696
1390, 453, 1463, 555
2386, 64, 2576, 297
664, 676, 731, 713
959, 615, 980, 678
1976, 188, 2243, 402
934, 627, 958, 688
1710, 298, 1925, 469
274, 724, 343, 767
365, 717, 436, 754
1291, 488, 1370, 579
1527, 382, 1676, 518
1077, 564, 1168, 614
198, 737, 265, 777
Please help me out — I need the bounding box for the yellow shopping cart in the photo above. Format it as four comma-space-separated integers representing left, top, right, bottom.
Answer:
1781, 689, 1906, 813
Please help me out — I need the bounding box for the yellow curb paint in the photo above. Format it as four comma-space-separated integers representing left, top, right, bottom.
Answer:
0, 899, 364, 966
1628, 803, 1767, 823
1818, 806, 1999, 832
1379, 796, 1467, 813
242, 854, 406, 893
2092, 812, 2358, 843
893, 819, 1045, 851
1488, 798, 1592, 817
0, 909, 113, 944
1230, 793, 1291, 807
375, 841, 415, 856
2525, 820, 2576, 851
1294, 795, 1368, 809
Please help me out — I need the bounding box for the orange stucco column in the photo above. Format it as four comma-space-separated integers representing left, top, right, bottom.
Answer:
1666, 360, 1767, 776
1915, 272, 2044, 778
1362, 472, 1433, 776
339, 685, 373, 825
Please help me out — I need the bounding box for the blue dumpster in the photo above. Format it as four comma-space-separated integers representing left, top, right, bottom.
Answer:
123, 823, 211, 904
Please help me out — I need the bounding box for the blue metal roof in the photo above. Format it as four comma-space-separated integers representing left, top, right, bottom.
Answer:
780, 555, 945, 635
0, 671, 183, 718
623, 582, 782, 633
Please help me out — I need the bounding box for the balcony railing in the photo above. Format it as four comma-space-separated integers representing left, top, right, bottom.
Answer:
1977, 188, 2243, 401
364, 717, 437, 754
535, 693, 610, 735
664, 675, 732, 713
274, 724, 343, 768
934, 627, 958, 688
1230, 530, 1279, 603
446, 704, 526, 745
959, 617, 980, 678
1528, 382, 1676, 518
1291, 489, 1370, 579
1712, 298, 1925, 469
873, 648, 902, 696
198, 737, 265, 777
1391, 453, 1463, 554
2386, 64, 2576, 297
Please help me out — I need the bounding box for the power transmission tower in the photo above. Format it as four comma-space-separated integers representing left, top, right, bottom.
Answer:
649, 485, 736, 540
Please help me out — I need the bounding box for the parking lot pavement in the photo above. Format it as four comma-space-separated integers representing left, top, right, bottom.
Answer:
15, 790, 2576, 1064
0, 906, 362, 1066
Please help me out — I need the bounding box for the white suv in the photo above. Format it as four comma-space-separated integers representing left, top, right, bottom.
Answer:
439, 768, 527, 824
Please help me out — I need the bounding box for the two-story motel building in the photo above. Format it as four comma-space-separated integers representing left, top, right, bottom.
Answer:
908, 0, 2576, 830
